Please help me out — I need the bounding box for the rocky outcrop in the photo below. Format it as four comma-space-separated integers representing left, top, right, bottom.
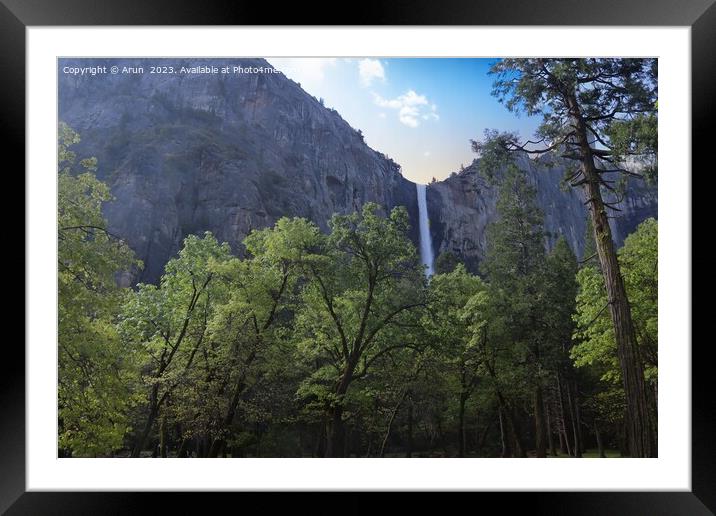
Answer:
59, 58, 419, 283
427, 153, 658, 272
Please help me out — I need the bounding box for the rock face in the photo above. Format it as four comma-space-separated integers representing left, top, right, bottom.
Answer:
58, 57, 657, 282
59, 58, 419, 283
427, 153, 658, 272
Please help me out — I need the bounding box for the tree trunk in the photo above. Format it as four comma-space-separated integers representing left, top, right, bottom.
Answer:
619, 410, 630, 457
458, 391, 468, 457
131, 387, 159, 458
198, 435, 208, 458
573, 380, 584, 456
556, 373, 571, 456
477, 418, 493, 456
570, 95, 654, 457
159, 416, 167, 458
534, 385, 547, 458
208, 371, 251, 457
488, 364, 524, 457
209, 440, 225, 459
495, 391, 524, 457
324, 360, 356, 458
380, 389, 408, 458
498, 406, 510, 458
546, 400, 557, 457
366, 396, 378, 457
595, 422, 606, 458
177, 437, 190, 458
510, 410, 527, 458
406, 400, 414, 458
314, 422, 326, 458
344, 424, 352, 457
325, 404, 345, 457
565, 377, 582, 458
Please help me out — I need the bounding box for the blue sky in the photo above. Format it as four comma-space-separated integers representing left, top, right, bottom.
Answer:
267, 58, 541, 184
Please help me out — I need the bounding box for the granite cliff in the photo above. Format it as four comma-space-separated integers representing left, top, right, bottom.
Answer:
59, 58, 419, 283
427, 154, 658, 271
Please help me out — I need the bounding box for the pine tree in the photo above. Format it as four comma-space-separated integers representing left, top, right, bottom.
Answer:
473, 58, 657, 456
481, 166, 549, 457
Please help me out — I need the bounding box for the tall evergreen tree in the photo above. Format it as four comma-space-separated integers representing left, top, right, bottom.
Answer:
544, 237, 582, 456
473, 58, 657, 456
481, 166, 549, 457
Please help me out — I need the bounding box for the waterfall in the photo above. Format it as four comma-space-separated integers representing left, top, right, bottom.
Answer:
416, 183, 435, 277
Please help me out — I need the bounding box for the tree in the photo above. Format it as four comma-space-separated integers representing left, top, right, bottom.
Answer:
434, 251, 460, 275
572, 218, 658, 440
58, 123, 140, 456
473, 58, 657, 457
119, 232, 232, 457
617, 219, 658, 391
543, 237, 582, 456
425, 264, 488, 456
202, 217, 319, 457
293, 203, 426, 457
480, 166, 550, 457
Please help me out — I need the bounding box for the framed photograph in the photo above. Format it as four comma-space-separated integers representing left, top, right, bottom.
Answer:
6, 0, 711, 512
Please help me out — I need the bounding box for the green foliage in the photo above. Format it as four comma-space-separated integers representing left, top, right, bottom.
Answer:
572, 218, 658, 386
293, 203, 426, 413
58, 122, 142, 456
422, 265, 490, 443
434, 251, 461, 275
471, 130, 521, 182
119, 232, 233, 449
605, 113, 658, 183
198, 218, 319, 443
481, 166, 545, 301
542, 237, 580, 383
480, 167, 549, 392
56, 119, 657, 457
427, 265, 488, 365
472, 59, 658, 457
477, 170, 581, 459
473, 58, 658, 186
581, 216, 599, 268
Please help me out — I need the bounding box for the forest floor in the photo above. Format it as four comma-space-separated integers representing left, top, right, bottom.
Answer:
549, 449, 622, 458
126, 448, 623, 458
379, 449, 623, 458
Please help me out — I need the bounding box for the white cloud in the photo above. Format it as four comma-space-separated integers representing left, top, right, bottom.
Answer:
372, 90, 438, 128
378, 112, 387, 119
423, 151, 431, 157
267, 58, 337, 88
423, 104, 440, 121
358, 58, 386, 87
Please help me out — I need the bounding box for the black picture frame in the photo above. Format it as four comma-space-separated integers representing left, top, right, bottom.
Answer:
4, 0, 711, 513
